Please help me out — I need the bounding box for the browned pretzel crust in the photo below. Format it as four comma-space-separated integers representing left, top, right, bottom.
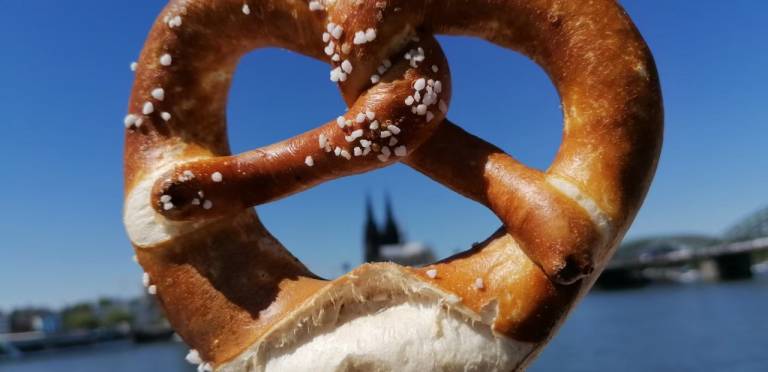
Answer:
123, 0, 662, 368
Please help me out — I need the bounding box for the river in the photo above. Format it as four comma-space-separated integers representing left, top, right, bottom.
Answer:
3, 277, 766, 371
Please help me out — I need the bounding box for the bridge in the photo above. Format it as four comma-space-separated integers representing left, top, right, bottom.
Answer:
597, 205, 768, 288
598, 236, 768, 289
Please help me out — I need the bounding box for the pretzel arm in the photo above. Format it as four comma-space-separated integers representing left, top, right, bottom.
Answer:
405, 121, 599, 284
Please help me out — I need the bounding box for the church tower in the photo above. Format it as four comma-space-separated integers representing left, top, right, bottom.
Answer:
363, 195, 380, 262
361, 195, 436, 267
380, 193, 402, 245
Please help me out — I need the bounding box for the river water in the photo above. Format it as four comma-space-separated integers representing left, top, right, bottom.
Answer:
3, 277, 767, 371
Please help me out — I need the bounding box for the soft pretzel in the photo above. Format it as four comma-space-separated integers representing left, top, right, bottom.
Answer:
123, 0, 663, 371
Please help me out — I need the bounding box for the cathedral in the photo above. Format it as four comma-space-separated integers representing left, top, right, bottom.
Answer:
363, 195, 436, 267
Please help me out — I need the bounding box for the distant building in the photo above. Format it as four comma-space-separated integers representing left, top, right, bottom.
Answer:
0, 311, 9, 333
363, 195, 436, 266
9, 308, 61, 334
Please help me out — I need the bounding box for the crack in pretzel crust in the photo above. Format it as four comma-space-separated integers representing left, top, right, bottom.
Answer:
123, 0, 663, 370
547, 175, 613, 242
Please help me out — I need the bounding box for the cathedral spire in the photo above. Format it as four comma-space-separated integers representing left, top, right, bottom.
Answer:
381, 193, 401, 245
363, 194, 380, 262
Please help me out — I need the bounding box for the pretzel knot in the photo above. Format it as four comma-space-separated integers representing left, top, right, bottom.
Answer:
149, 3, 451, 223
124, 0, 662, 368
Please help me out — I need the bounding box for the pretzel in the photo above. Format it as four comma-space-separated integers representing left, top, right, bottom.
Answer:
123, 0, 663, 371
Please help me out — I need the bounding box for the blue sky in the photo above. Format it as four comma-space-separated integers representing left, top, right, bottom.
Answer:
1, 1, 766, 310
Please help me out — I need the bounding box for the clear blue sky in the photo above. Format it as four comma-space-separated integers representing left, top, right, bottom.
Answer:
1, 1, 766, 310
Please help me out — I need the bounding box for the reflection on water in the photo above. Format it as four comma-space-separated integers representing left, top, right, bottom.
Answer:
3, 277, 767, 372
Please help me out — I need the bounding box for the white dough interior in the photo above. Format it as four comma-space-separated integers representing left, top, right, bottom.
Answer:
262, 301, 528, 372
123, 144, 211, 248
219, 266, 534, 372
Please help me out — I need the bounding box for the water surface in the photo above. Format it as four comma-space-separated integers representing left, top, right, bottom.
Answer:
3, 277, 766, 371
